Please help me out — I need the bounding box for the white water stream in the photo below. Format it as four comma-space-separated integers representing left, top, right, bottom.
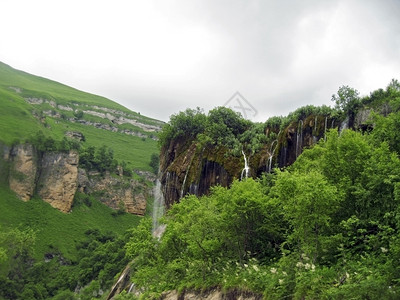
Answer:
296, 120, 303, 158
241, 149, 250, 179
267, 140, 278, 173
152, 179, 166, 239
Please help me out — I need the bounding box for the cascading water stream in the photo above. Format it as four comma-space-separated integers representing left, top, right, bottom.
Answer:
241, 149, 250, 180
314, 116, 318, 132
339, 118, 349, 135
312, 116, 318, 144
324, 116, 328, 141
267, 140, 278, 173
296, 120, 303, 158
152, 179, 166, 239
122, 179, 165, 297
180, 171, 188, 199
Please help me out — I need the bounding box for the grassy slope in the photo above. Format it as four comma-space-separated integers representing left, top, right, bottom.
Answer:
0, 88, 43, 144
0, 62, 157, 267
0, 61, 130, 111
0, 61, 160, 171
0, 185, 141, 262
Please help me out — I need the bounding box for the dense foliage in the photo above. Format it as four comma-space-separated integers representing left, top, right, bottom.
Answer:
125, 81, 400, 299
0, 227, 133, 300
127, 127, 400, 299
159, 106, 267, 156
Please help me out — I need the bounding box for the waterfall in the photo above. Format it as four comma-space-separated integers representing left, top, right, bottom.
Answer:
339, 118, 349, 135
180, 171, 189, 199
324, 116, 328, 141
152, 179, 166, 239
296, 120, 303, 158
241, 149, 250, 179
314, 116, 318, 132
267, 140, 278, 173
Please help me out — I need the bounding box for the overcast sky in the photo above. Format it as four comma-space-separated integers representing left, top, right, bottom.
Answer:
1, 0, 399, 122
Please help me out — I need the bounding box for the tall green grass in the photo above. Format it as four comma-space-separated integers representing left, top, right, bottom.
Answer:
0, 186, 142, 261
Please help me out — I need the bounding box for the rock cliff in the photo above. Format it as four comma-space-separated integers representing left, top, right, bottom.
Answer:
37, 151, 79, 213
8, 144, 38, 201
78, 169, 148, 215
2, 143, 148, 214
160, 112, 370, 208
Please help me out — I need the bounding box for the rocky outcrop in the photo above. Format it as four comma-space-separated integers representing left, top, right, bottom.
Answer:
77, 169, 148, 215
160, 289, 262, 300
6, 145, 79, 211
65, 131, 85, 141
8, 144, 38, 201
25, 97, 163, 139
160, 114, 341, 208
3, 144, 148, 215
160, 137, 245, 208
160, 109, 380, 208
106, 264, 133, 300
37, 151, 79, 213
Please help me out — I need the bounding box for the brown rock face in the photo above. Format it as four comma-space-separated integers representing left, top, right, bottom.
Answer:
77, 169, 147, 215
160, 114, 350, 208
9, 144, 37, 201
37, 150, 79, 213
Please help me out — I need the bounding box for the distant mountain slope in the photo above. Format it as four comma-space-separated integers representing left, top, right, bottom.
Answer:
0, 61, 163, 171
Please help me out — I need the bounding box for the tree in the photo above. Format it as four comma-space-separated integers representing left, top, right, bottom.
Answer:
274, 169, 340, 263
1, 228, 36, 282
214, 179, 283, 261
79, 146, 96, 170
158, 107, 206, 146
331, 85, 360, 114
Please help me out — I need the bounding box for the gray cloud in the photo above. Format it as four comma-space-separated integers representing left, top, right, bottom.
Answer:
1, 0, 399, 122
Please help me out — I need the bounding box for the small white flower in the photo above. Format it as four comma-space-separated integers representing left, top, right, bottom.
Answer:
381, 247, 388, 253
296, 262, 303, 268
304, 263, 311, 270
279, 279, 284, 285
282, 271, 287, 276
270, 267, 277, 274
311, 264, 315, 271
301, 253, 310, 261
252, 265, 259, 272
244, 263, 248, 268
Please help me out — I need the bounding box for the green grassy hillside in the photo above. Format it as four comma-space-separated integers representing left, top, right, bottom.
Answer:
0, 61, 161, 258
0, 62, 162, 298
0, 186, 141, 262
0, 61, 163, 171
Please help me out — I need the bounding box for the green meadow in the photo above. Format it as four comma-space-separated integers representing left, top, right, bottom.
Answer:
0, 61, 161, 171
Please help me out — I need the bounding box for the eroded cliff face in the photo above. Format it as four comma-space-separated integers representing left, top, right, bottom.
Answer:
160, 137, 245, 209
159, 114, 342, 208
2, 143, 148, 215
37, 151, 79, 213
78, 169, 147, 215
8, 144, 38, 201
